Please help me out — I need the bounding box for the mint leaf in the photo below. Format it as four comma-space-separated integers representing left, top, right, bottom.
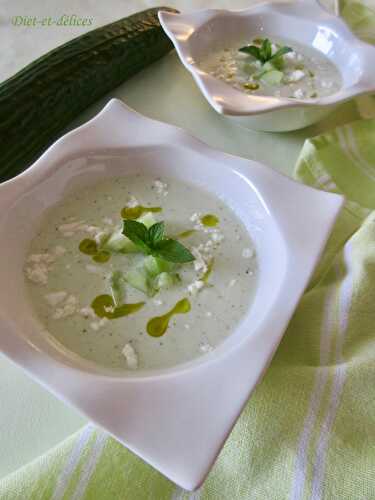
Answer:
239, 38, 292, 66
239, 45, 261, 59
154, 239, 195, 263
269, 46, 292, 63
147, 222, 165, 247
122, 220, 151, 254
122, 218, 195, 264
261, 39, 272, 62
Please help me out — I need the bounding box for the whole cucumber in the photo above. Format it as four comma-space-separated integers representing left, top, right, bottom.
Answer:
0, 7, 177, 181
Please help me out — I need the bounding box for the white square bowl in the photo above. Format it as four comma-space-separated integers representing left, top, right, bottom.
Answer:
0, 99, 343, 490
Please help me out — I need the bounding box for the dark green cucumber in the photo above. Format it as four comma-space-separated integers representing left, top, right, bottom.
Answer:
0, 7, 177, 182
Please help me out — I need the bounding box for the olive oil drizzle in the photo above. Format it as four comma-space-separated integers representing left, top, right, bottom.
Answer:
147, 298, 191, 337
121, 205, 162, 219
177, 229, 196, 239
91, 294, 144, 319
200, 214, 219, 227
79, 238, 110, 263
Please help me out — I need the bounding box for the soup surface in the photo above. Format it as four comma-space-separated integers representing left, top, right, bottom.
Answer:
198, 36, 342, 99
25, 175, 257, 371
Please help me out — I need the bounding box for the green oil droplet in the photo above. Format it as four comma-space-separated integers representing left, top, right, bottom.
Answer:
121, 205, 162, 219
79, 238, 111, 264
202, 259, 214, 283
92, 251, 111, 263
147, 298, 191, 338
243, 82, 260, 91
79, 238, 98, 255
91, 294, 144, 319
177, 229, 196, 239
200, 214, 219, 227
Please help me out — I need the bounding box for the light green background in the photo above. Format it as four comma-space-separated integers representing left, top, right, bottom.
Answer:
0, 0, 369, 479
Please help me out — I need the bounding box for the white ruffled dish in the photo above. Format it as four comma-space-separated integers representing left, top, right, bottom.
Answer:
159, 1, 375, 131
0, 99, 343, 489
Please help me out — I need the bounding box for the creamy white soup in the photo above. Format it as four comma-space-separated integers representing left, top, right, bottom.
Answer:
24, 175, 257, 371
198, 36, 342, 99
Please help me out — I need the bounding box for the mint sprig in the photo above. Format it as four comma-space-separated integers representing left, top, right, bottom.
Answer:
239, 38, 292, 65
122, 220, 195, 264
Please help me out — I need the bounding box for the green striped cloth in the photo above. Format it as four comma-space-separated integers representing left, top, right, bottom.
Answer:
1, 5, 375, 500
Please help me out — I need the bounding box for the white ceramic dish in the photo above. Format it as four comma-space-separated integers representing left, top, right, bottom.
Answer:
159, 1, 375, 132
0, 99, 343, 490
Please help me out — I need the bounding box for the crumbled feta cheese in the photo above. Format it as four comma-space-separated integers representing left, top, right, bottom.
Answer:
153, 180, 168, 196
58, 221, 86, 235
84, 225, 100, 236
102, 217, 113, 226
94, 230, 109, 246
126, 196, 139, 208
27, 253, 55, 265
44, 291, 67, 306
80, 306, 96, 319
211, 232, 224, 243
90, 317, 108, 331
229, 279, 237, 287
288, 70, 305, 83
242, 248, 254, 259
153, 299, 163, 306
199, 341, 213, 353
122, 343, 138, 369
58, 221, 101, 238
53, 295, 78, 319
25, 267, 48, 285
190, 213, 201, 223
25, 253, 55, 285
284, 51, 297, 61
188, 280, 205, 295
293, 88, 305, 99
192, 247, 208, 275
104, 305, 115, 313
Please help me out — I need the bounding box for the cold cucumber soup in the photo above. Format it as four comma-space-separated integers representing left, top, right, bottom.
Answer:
24, 175, 257, 371
199, 36, 342, 99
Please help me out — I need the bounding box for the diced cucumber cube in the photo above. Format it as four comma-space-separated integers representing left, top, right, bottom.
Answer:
125, 267, 154, 296
262, 61, 276, 72
103, 211, 157, 254
242, 62, 256, 75
102, 227, 137, 253
109, 270, 125, 306
261, 70, 283, 86
154, 272, 180, 291
138, 212, 157, 229
143, 255, 175, 277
